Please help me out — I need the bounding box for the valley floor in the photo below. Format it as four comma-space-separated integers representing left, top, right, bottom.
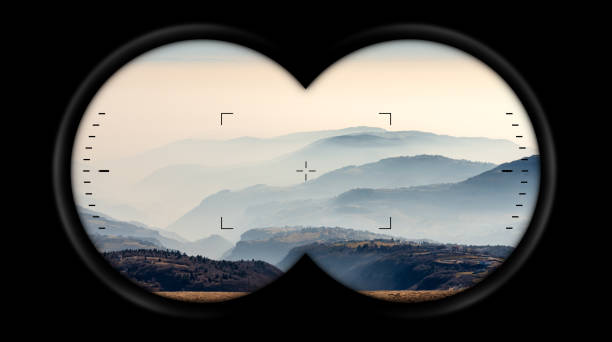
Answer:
155, 289, 461, 303
156, 291, 248, 303
361, 289, 461, 303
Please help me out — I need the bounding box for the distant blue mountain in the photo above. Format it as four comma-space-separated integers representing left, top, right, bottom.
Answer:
334, 155, 539, 205
79, 208, 233, 259
284, 130, 524, 165
304, 154, 494, 193
126, 128, 525, 228
293, 156, 541, 245
166, 155, 499, 241
168, 155, 539, 245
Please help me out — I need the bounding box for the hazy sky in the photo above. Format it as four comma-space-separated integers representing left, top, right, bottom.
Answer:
75, 40, 538, 161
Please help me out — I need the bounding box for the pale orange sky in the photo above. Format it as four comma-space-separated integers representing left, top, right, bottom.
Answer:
74, 40, 538, 162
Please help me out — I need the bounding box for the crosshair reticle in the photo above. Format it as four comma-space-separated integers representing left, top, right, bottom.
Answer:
55, 26, 553, 312
296, 161, 316, 182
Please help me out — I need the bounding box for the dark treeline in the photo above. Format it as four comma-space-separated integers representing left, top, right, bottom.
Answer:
278, 240, 513, 291
103, 249, 283, 292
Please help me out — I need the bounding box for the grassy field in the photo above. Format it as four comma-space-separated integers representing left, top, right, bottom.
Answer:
155, 289, 460, 303
361, 289, 461, 302
156, 291, 248, 303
